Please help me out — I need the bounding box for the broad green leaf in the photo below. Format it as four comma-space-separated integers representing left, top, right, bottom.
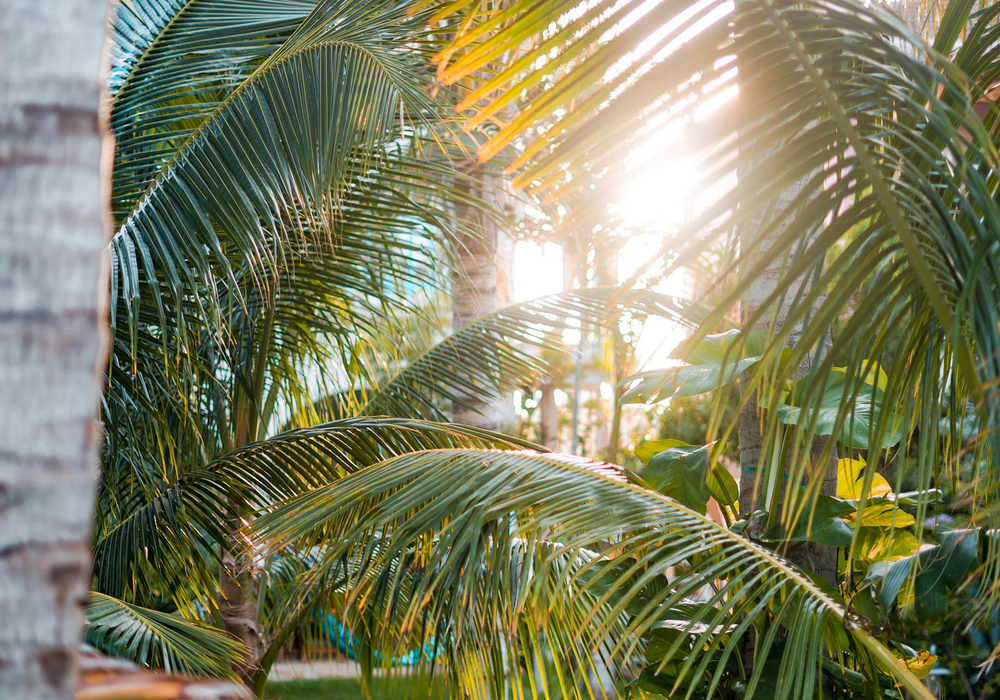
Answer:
634, 439, 687, 464
872, 529, 981, 618
847, 587, 882, 629
854, 528, 920, 564
852, 503, 916, 528
643, 625, 696, 664
934, 530, 980, 589
619, 357, 758, 404
914, 529, 980, 621
776, 372, 905, 449
837, 458, 893, 500
669, 330, 768, 365
706, 463, 739, 506
876, 558, 915, 609
762, 495, 856, 547
821, 656, 866, 690
632, 442, 713, 514
731, 652, 783, 700
636, 660, 707, 697
832, 361, 888, 391
891, 490, 943, 507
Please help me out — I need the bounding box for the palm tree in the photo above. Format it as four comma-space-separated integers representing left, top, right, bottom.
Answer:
428, 0, 1000, 492
237, 0, 1000, 697
99, 0, 484, 681
0, 0, 109, 697
450, 0, 998, 676
93, 0, 699, 690
98, 0, 493, 681
90, 0, 1000, 699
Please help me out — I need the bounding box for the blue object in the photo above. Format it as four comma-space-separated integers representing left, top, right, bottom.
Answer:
318, 613, 438, 667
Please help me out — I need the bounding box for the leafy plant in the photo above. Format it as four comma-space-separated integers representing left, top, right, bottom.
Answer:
90, 0, 1000, 697
251, 448, 934, 700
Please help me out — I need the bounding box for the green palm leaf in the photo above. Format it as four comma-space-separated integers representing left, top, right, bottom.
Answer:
109, 0, 319, 215
92, 418, 538, 607
101, 146, 501, 492
427, 0, 1000, 557
253, 448, 934, 700
107, 0, 468, 359
102, 0, 506, 503
357, 288, 696, 420
85, 591, 245, 679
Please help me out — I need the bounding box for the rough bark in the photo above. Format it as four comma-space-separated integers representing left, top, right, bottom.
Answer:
220, 401, 264, 686
0, 0, 111, 697
220, 550, 262, 687
451, 165, 516, 431
734, 162, 840, 689
737, 195, 839, 588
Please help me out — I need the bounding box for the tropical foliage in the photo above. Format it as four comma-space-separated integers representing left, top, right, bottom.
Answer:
89, 0, 1000, 698
98, 0, 547, 680
93, 0, 694, 691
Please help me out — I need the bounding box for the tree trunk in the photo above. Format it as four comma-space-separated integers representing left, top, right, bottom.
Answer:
451, 165, 516, 431
538, 383, 559, 449
0, 1, 111, 697
734, 151, 840, 692
606, 328, 629, 464
221, 398, 264, 685
220, 549, 262, 687
735, 116, 840, 565
737, 195, 839, 587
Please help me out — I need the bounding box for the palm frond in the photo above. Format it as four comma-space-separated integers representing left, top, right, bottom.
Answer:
109, 0, 319, 214
107, 0, 470, 362
429, 0, 1000, 566
100, 147, 503, 490
357, 287, 698, 421
92, 418, 538, 607
253, 448, 934, 700
85, 592, 245, 679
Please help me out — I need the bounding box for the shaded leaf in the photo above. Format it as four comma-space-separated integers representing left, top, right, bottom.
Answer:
85, 592, 244, 679
632, 442, 714, 514
762, 495, 856, 548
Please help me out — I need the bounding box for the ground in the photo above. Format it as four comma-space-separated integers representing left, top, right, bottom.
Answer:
267, 677, 447, 700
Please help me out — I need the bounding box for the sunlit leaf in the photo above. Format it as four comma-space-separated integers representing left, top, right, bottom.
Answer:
837, 458, 894, 500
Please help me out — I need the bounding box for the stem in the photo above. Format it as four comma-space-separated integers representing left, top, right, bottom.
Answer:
763, 428, 785, 531
252, 594, 328, 699
947, 649, 976, 700
249, 296, 275, 439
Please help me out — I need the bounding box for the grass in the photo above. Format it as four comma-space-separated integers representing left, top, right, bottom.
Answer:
266, 676, 448, 700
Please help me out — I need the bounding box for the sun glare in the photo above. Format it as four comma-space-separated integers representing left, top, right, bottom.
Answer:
614, 156, 697, 233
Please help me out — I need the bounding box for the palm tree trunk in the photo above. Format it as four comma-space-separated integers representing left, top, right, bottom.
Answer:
220, 342, 270, 687
0, 0, 110, 697
737, 183, 839, 587
735, 159, 840, 687
606, 327, 629, 464
220, 549, 262, 687
451, 165, 516, 431
538, 383, 559, 449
